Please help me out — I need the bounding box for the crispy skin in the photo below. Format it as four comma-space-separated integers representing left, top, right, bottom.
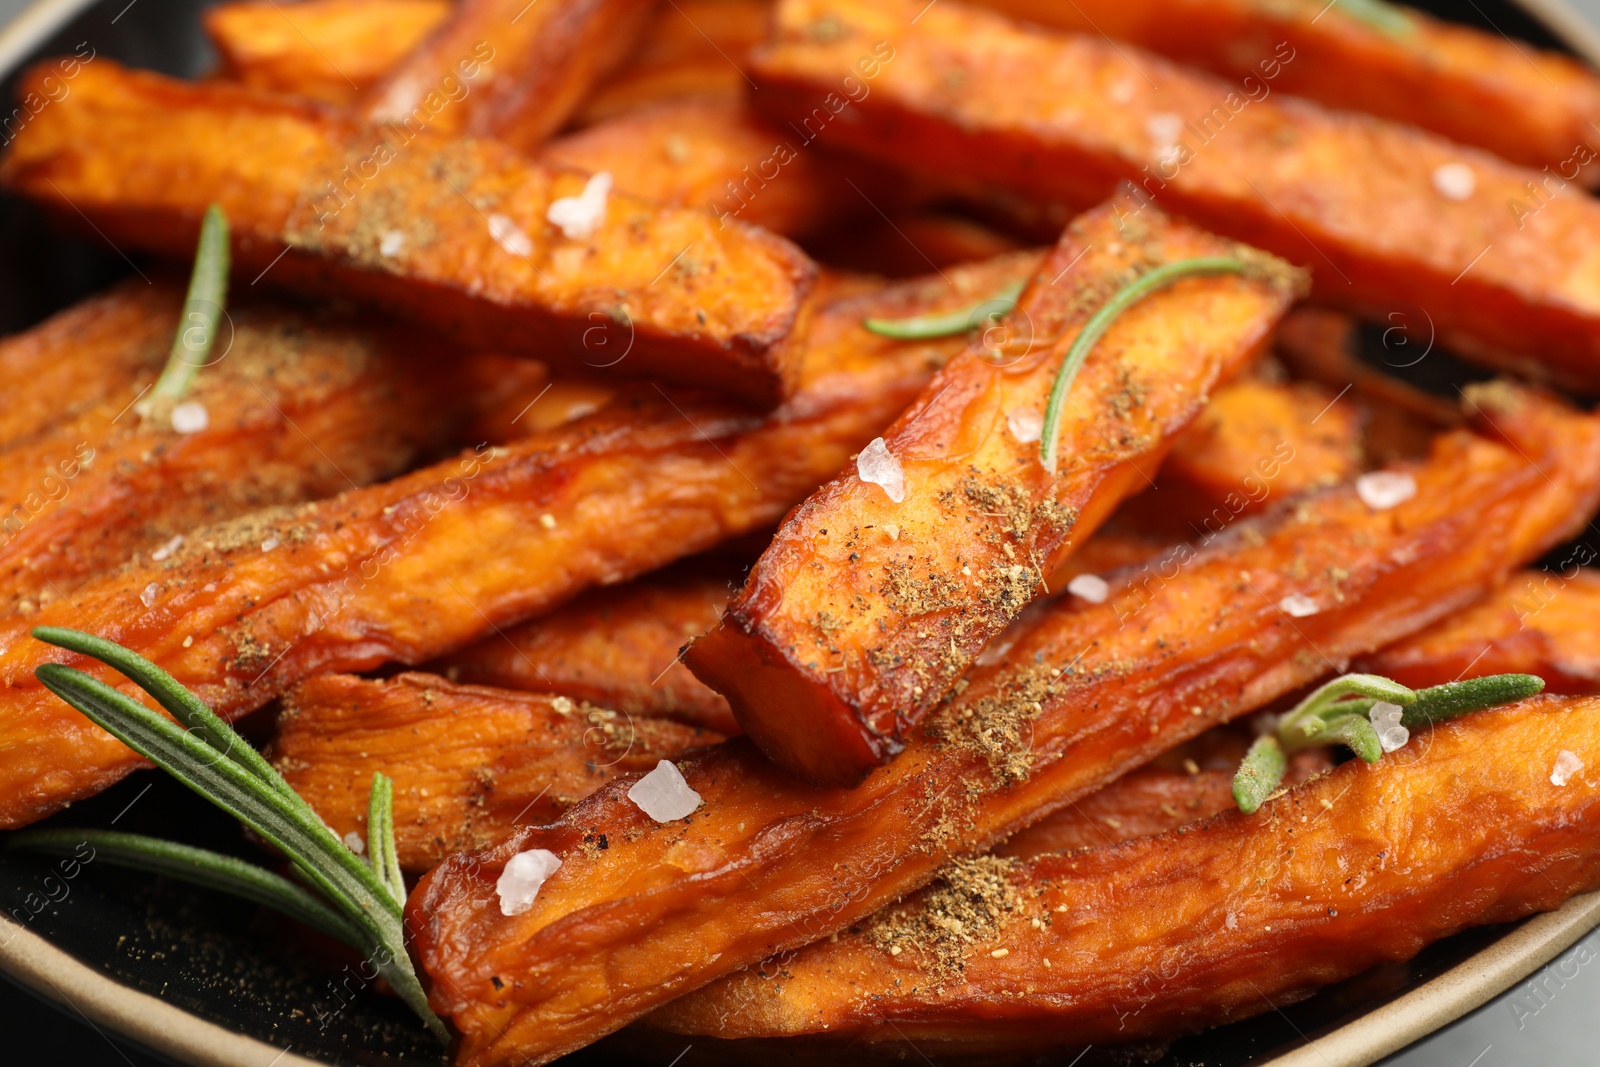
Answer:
437, 558, 740, 734
0, 253, 1037, 829
410, 386, 1600, 1067
973, 0, 1600, 177
1357, 568, 1600, 694
358, 0, 654, 152
750, 0, 1600, 390
0, 62, 815, 407
273, 673, 720, 871
0, 284, 464, 614
650, 696, 1600, 1049
685, 204, 1305, 785
204, 0, 449, 106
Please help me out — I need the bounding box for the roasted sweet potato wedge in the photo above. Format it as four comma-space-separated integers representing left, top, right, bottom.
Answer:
410, 385, 1600, 1067
437, 558, 740, 734
0, 283, 465, 614
0, 61, 815, 407
750, 0, 1600, 390
1358, 568, 1600, 694
974, 0, 1600, 177
0, 252, 1037, 829
273, 673, 721, 871
686, 203, 1305, 785
650, 695, 1600, 1050
359, 0, 654, 152
205, 0, 450, 106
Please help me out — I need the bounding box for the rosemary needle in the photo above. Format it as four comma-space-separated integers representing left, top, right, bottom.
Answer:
1039, 257, 1250, 473
1233, 735, 1287, 815
862, 280, 1025, 339
149, 203, 230, 406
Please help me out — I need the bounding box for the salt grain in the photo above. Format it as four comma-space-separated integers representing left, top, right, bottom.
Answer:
343, 831, 366, 855
1356, 470, 1416, 511
1067, 573, 1109, 604
140, 582, 160, 607
857, 437, 906, 503
1007, 409, 1043, 444
1432, 163, 1476, 201
379, 230, 405, 258
1369, 700, 1410, 753
1551, 749, 1584, 787
151, 535, 183, 562
496, 849, 563, 916
1145, 112, 1184, 150
627, 759, 703, 822
170, 401, 209, 434
488, 214, 534, 258
1279, 593, 1320, 618
261, 537, 280, 552
547, 172, 613, 240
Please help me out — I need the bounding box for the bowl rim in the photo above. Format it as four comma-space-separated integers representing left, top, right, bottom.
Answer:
1, 0, 1599, 1063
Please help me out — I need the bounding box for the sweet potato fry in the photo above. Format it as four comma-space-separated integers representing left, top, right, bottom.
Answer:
973, 0, 1600, 178
204, 0, 450, 106
273, 673, 721, 871
0, 61, 815, 407
359, 0, 654, 152
1357, 568, 1600, 694
750, 0, 1600, 390
803, 210, 1029, 277
0, 284, 465, 614
410, 384, 1600, 1067
0, 252, 1038, 829
685, 203, 1305, 785
650, 695, 1600, 1050
437, 558, 740, 734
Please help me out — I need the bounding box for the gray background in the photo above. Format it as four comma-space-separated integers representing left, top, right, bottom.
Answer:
0, 0, 1596, 1063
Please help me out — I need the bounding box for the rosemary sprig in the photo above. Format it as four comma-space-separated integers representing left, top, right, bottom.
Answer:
1231, 671, 1545, 813
862, 280, 1025, 339
1040, 257, 1250, 473
149, 203, 230, 406
14, 627, 447, 1043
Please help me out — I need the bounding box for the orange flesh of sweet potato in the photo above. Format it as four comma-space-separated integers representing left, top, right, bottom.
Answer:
0, 61, 815, 408
685, 203, 1306, 785
409, 385, 1600, 1067
273, 673, 722, 871
0, 285, 467, 614
750, 0, 1600, 391
649, 695, 1600, 1049
358, 0, 655, 152
973, 0, 1600, 178
436, 558, 741, 734
204, 0, 450, 106
0, 252, 1036, 829
1357, 567, 1600, 694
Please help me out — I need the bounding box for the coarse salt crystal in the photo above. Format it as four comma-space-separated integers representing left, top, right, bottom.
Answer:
1279, 593, 1320, 618
261, 537, 280, 552
140, 582, 160, 607
1007, 409, 1042, 444
1067, 573, 1109, 604
379, 230, 405, 258
151, 534, 183, 562
1225, 911, 1238, 930
1551, 749, 1584, 787
488, 214, 534, 258
628, 759, 703, 822
343, 831, 366, 855
547, 172, 613, 240
1369, 700, 1410, 753
857, 437, 906, 503
1145, 112, 1184, 149
1432, 163, 1476, 201
496, 849, 563, 916
170, 401, 209, 434
1356, 471, 1416, 511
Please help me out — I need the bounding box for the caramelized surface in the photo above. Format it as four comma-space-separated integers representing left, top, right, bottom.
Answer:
0, 253, 1036, 828
411, 386, 1600, 1067
975, 0, 1600, 176
0, 61, 815, 406
651, 696, 1600, 1049
686, 204, 1304, 785
204, 0, 449, 105
750, 0, 1600, 390
359, 0, 654, 151
274, 673, 720, 871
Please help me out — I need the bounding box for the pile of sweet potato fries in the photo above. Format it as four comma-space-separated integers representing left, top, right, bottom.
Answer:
4, 0, 1600, 1062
